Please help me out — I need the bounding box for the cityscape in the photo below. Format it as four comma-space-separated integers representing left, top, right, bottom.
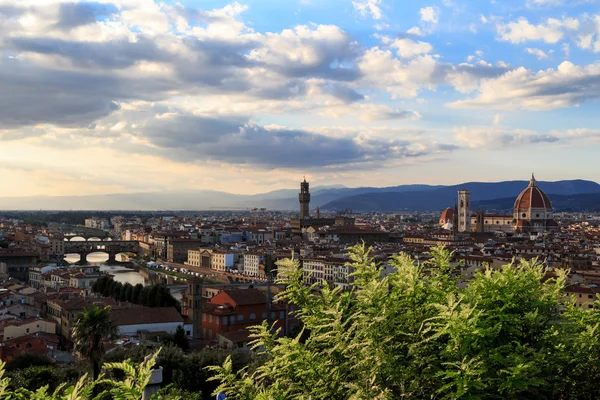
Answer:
2, 176, 600, 397
2, 0, 600, 398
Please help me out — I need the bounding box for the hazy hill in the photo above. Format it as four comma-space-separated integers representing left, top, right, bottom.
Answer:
321, 180, 600, 212
0, 184, 442, 210
0, 180, 597, 211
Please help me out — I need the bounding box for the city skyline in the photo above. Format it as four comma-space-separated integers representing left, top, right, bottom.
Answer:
1, 0, 600, 197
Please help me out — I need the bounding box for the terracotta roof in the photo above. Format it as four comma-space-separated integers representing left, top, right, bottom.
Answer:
217, 288, 266, 307
440, 208, 454, 222
514, 175, 552, 211
219, 329, 252, 344
110, 307, 183, 326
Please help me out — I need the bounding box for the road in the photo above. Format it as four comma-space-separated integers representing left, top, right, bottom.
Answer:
155, 259, 267, 284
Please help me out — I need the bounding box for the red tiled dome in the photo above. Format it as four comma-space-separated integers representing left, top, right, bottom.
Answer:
514, 174, 552, 212
440, 207, 454, 222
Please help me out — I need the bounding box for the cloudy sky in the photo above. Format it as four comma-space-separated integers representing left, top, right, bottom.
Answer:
1, 0, 599, 196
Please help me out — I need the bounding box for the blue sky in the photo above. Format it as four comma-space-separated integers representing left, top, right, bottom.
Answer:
0, 0, 599, 196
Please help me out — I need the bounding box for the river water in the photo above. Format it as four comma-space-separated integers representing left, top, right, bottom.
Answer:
64, 239, 184, 301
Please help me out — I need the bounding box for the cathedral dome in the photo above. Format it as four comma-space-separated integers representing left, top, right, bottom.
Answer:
514, 174, 552, 213
439, 207, 454, 224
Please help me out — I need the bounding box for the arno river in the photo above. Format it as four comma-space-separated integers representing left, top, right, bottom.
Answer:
64, 237, 184, 301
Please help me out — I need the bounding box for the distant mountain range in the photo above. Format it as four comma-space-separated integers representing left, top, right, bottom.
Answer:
320, 180, 600, 212
0, 180, 598, 211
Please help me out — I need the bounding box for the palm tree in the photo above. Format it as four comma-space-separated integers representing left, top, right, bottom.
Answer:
71, 305, 118, 383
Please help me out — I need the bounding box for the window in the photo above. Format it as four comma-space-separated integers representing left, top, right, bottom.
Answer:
589, 295, 594, 299
279, 311, 284, 319
203, 313, 206, 321
262, 312, 267, 319
209, 315, 212, 323
223, 316, 228, 325
237, 315, 243, 321
522, 213, 526, 218
26, 328, 29, 333
250, 313, 256, 320
25, 343, 32, 349
271, 312, 276, 319
230, 315, 235, 324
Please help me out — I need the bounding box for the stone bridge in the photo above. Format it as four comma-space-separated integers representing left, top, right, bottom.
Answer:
64, 240, 140, 263
64, 233, 110, 241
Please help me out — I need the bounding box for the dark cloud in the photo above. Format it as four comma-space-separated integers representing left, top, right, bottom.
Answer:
132, 114, 445, 168
323, 83, 365, 103
56, 2, 118, 30
7, 36, 167, 69
530, 74, 600, 99
433, 62, 512, 85
0, 57, 175, 128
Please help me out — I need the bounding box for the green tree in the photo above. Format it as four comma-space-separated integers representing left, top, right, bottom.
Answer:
132, 283, 144, 303
111, 281, 123, 299
124, 283, 134, 303
5, 353, 53, 371
173, 325, 190, 351
210, 244, 600, 399
72, 305, 119, 385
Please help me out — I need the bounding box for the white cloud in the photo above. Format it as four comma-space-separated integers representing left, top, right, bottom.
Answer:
493, 114, 501, 125
377, 35, 433, 58
420, 7, 439, 25
497, 17, 572, 44
448, 61, 600, 110
562, 43, 571, 57
453, 126, 559, 149
357, 47, 437, 98
453, 125, 600, 149
526, 47, 550, 59
353, 0, 382, 20
577, 33, 595, 49
480, 15, 488, 24
407, 26, 424, 36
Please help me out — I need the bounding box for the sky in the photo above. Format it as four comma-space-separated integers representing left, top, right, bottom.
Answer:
0, 0, 599, 196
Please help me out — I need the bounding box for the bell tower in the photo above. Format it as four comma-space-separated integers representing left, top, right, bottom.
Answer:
299, 177, 310, 219
458, 189, 471, 233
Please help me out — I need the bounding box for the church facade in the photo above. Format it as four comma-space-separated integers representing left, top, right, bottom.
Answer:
440, 175, 560, 235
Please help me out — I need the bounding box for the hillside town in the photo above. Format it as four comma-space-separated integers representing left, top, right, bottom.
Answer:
1, 177, 600, 365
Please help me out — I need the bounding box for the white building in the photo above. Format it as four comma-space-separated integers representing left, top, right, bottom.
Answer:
243, 253, 265, 278
110, 307, 193, 337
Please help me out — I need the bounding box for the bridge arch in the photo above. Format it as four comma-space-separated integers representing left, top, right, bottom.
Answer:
66, 236, 87, 242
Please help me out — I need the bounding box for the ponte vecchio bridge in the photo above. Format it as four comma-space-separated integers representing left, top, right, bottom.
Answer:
63, 240, 140, 263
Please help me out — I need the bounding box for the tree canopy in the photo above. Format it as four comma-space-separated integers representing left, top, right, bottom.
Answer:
92, 276, 180, 311
210, 244, 600, 399
72, 305, 119, 384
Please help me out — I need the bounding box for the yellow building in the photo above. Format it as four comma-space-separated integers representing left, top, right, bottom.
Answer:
4, 318, 56, 341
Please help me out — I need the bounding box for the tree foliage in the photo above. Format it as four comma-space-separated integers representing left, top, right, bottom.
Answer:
210, 244, 600, 399
92, 276, 180, 311
72, 305, 119, 383
0, 349, 162, 399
